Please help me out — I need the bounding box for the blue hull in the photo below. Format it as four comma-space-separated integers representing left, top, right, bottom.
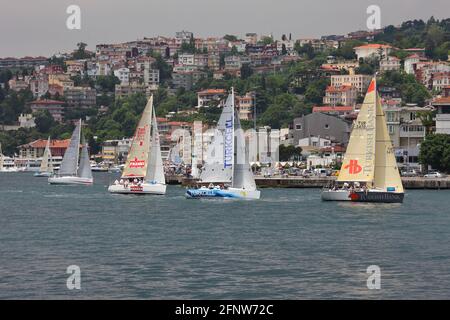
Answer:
185, 188, 241, 199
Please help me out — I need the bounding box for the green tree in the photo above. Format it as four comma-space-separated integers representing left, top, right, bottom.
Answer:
34, 110, 55, 133
223, 34, 238, 42
279, 145, 303, 161
419, 134, 450, 172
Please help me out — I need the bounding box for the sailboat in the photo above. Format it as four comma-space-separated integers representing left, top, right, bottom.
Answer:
34, 137, 54, 177
108, 96, 166, 195
48, 120, 93, 185
321, 78, 404, 203
185, 89, 261, 200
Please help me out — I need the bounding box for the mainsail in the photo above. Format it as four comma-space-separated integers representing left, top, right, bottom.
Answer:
145, 106, 165, 184
40, 137, 53, 173
337, 79, 377, 184
78, 134, 93, 179
122, 96, 153, 178
59, 120, 81, 176
0, 143, 4, 169
232, 107, 257, 190
199, 93, 234, 183
373, 93, 404, 192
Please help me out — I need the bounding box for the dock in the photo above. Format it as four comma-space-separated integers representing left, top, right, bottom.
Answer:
175, 176, 450, 190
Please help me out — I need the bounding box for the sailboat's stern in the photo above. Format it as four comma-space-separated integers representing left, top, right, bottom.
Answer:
350, 191, 404, 203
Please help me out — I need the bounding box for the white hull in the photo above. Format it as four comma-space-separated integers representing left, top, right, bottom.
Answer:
227, 188, 261, 199
321, 189, 351, 201
34, 171, 53, 177
0, 168, 20, 173
108, 183, 166, 195
48, 176, 93, 185
186, 187, 261, 199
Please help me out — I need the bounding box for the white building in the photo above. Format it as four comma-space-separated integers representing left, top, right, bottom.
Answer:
380, 56, 401, 72
113, 68, 130, 85
178, 54, 195, 66
404, 54, 421, 74
330, 71, 372, 93
353, 44, 393, 60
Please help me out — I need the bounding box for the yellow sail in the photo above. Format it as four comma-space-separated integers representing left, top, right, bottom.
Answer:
373, 93, 404, 192
121, 96, 153, 178
337, 79, 377, 183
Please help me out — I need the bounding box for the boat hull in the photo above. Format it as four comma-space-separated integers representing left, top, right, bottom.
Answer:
34, 171, 52, 177
48, 176, 93, 185
321, 190, 351, 201
108, 183, 166, 195
350, 191, 404, 203
0, 168, 20, 173
185, 187, 261, 199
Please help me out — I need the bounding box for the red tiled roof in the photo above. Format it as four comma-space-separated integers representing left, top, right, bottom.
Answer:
21, 139, 71, 149
28, 99, 64, 105
313, 106, 354, 112
168, 121, 191, 126
433, 97, 450, 105
198, 89, 226, 95
354, 44, 392, 49
325, 85, 355, 93
321, 146, 346, 153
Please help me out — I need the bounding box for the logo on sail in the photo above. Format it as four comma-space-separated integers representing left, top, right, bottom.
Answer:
129, 157, 145, 168
135, 126, 147, 146
224, 119, 233, 168
344, 159, 362, 174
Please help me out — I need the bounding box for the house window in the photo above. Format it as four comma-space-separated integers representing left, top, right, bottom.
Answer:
324, 124, 330, 129
410, 112, 416, 121
295, 124, 302, 130
388, 125, 395, 134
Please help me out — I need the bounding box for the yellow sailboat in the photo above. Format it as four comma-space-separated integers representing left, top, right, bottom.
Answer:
321, 78, 404, 203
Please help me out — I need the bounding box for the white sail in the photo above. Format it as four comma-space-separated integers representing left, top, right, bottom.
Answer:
59, 120, 81, 176
0, 143, 3, 169
232, 104, 257, 191
199, 93, 234, 183
78, 134, 93, 179
122, 96, 153, 178
40, 137, 53, 173
145, 107, 165, 184
191, 121, 202, 179
337, 79, 377, 184
373, 93, 404, 192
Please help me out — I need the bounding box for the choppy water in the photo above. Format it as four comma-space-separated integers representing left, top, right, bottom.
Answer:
0, 172, 449, 299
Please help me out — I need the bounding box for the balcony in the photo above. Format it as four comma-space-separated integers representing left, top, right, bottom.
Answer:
399, 130, 425, 138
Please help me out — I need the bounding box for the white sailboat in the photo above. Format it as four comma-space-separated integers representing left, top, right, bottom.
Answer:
34, 137, 54, 177
108, 96, 166, 195
186, 89, 261, 200
321, 78, 404, 203
48, 120, 93, 185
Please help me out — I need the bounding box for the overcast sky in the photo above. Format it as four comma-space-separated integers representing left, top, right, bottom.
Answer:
0, 0, 449, 57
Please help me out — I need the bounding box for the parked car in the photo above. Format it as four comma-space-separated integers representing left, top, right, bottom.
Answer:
424, 171, 445, 178
401, 169, 418, 177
